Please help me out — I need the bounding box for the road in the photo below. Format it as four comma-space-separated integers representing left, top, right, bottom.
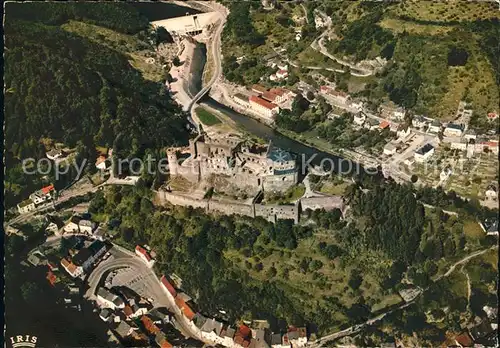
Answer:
310, 245, 498, 347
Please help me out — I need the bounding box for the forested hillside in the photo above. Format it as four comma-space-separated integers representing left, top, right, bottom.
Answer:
4, 3, 188, 208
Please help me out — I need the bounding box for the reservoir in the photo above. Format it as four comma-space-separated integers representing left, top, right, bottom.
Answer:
130, 2, 200, 22
203, 97, 370, 177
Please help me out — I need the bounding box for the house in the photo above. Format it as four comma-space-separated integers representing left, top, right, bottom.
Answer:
379, 120, 390, 130
314, 14, 325, 29
253, 328, 271, 348
72, 240, 107, 272
414, 143, 435, 163
64, 216, 81, 233
47, 262, 59, 272
269, 88, 289, 102
45, 214, 64, 235
251, 84, 267, 95
487, 112, 498, 120
262, 91, 281, 104
288, 327, 307, 347
397, 125, 411, 139
17, 199, 36, 214
200, 318, 224, 343
450, 138, 468, 151
365, 118, 380, 130
443, 123, 463, 137
30, 184, 55, 205
454, 332, 474, 348
329, 89, 349, 104
277, 63, 288, 71
175, 297, 195, 320
60, 258, 83, 278
46, 149, 64, 161
428, 120, 442, 133
383, 142, 397, 156
464, 129, 477, 141
295, 32, 302, 41
234, 93, 250, 107
99, 308, 113, 322
155, 332, 173, 348
114, 321, 136, 339
480, 219, 498, 236
276, 70, 288, 80
485, 185, 497, 200
349, 100, 363, 111
96, 156, 111, 171
160, 276, 177, 298
440, 167, 452, 181
269, 74, 278, 81
379, 103, 405, 121
46, 270, 58, 286
281, 333, 291, 347
353, 112, 366, 126
141, 315, 161, 335
220, 326, 236, 347
96, 287, 125, 309
249, 96, 279, 119
135, 245, 155, 268
93, 226, 107, 241
78, 219, 96, 234
412, 115, 426, 128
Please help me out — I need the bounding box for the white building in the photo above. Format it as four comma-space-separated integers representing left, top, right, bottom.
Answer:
412, 116, 426, 128
440, 167, 452, 181
17, 199, 36, 214
349, 100, 363, 111
96, 287, 125, 310
29, 184, 55, 205
314, 15, 325, 29
249, 96, 279, 119
78, 219, 96, 234
46, 149, 64, 161
485, 186, 497, 200
383, 142, 397, 156
61, 258, 83, 278
414, 144, 435, 163
276, 69, 288, 80
397, 125, 411, 139
443, 123, 463, 137
450, 139, 468, 151
428, 121, 442, 134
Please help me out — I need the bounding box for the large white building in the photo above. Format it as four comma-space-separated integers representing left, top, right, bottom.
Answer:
17, 199, 36, 214
249, 96, 279, 119
96, 287, 125, 310
414, 144, 435, 163
152, 12, 220, 38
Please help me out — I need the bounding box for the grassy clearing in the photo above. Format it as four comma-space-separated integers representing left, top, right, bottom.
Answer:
319, 181, 349, 196
379, 17, 454, 36
196, 107, 221, 126
265, 184, 305, 204
296, 47, 343, 70
463, 221, 486, 242
390, 1, 499, 23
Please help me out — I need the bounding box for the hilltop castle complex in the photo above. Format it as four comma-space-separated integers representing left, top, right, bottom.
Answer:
166, 133, 299, 192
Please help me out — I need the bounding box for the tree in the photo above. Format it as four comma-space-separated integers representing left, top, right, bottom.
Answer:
348, 270, 363, 290
21, 282, 40, 303
172, 56, 182, 66
266, 266, 277, 278
411, 174, 418, 183
121, 226, 134, 242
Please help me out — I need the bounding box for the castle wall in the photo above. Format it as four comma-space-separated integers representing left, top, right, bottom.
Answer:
254, 202, 299, 224
263, 172, 298, 192
161, 191, 208, 210
301, 196, 344, 212
208, 198, 254, 218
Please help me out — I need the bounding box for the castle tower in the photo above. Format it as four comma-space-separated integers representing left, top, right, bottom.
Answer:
166, 149, 178, 176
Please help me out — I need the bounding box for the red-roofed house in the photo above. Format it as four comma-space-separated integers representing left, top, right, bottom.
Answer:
379, 120, 390, 130
249, 96, 279, 119
276, 69, 288, 79
160, 276, 177, 298
320, 85, 330, 94
487, 112, 498, 120
42, 184, 55, 195
455, 332, 473, 347
175, 297, 195, 320
262, 91, 281, 103
141, 315, 161, 335
46, 270, 58, 286
135, 245, 155, 268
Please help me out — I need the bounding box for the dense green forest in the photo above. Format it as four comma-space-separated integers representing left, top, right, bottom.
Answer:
87, 179, 497, 338
4, 3, 188, 208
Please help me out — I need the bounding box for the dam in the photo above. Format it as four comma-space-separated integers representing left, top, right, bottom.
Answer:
152, 12, 220, 38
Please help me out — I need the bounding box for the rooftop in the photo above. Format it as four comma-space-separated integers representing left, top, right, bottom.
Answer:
249, 96, 278, 110
416, 143, 434, 155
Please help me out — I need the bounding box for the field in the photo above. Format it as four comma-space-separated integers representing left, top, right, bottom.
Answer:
196, 107, 222, 126
389, 1, 499, 23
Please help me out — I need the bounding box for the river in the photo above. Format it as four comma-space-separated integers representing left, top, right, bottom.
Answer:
203, 97, 369, 176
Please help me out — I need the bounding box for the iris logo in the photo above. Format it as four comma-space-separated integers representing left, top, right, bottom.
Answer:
9, 335, 38, 348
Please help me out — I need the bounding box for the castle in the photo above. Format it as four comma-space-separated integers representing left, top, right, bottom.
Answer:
166, 133, 299, 192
